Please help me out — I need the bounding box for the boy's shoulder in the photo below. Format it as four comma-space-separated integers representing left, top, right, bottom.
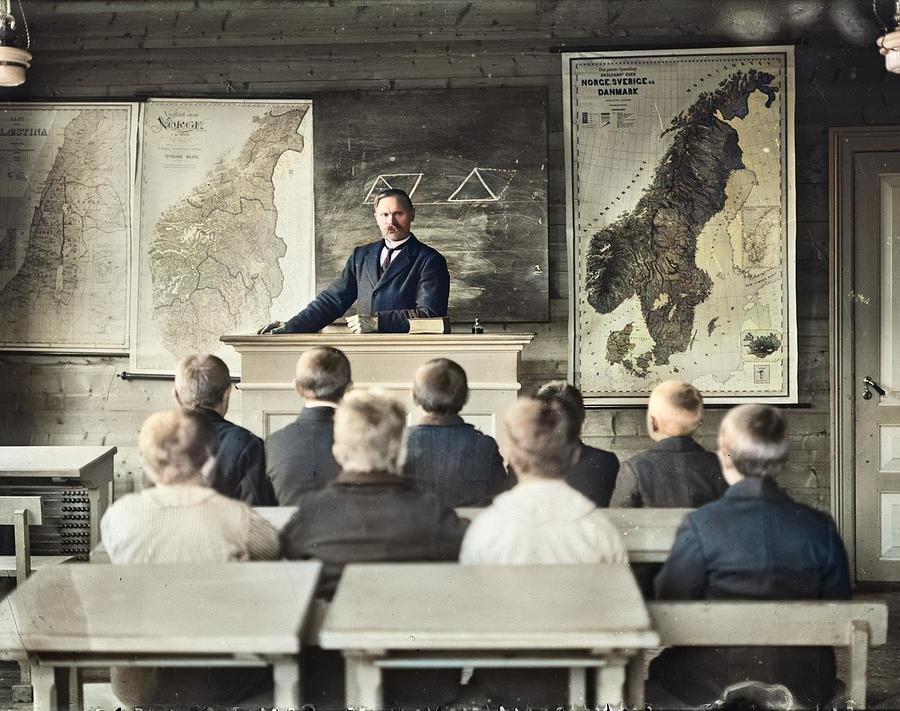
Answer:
629, 436, 712, 462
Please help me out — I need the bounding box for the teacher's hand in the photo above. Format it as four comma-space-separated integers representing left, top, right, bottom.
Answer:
257, 320, 285, 335
347, 314, 378, 334
878, 30, 900, 55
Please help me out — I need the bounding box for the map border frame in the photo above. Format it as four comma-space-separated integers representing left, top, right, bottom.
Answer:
129, 97, 316, 376
0, 101, 139, 355
562, 46, 798, 406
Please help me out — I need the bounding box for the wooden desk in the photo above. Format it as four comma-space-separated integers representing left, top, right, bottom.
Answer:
93, 506, 690, 565
1, 561, 321, 710
221, 333, 533, 442
319, 562, 659, 708
603, 508, 691, 563
0, 446, 116, 550
456, 507, 691, 563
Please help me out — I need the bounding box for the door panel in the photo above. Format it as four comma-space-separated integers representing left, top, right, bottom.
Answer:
854, 153, 900, 581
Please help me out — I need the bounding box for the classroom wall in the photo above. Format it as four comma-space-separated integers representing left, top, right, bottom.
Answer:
0, 0, 894, 505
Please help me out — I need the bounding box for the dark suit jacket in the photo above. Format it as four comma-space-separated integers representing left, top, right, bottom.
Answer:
197, 408, 276, 507
619, 435, 727, 508
404, 414, 508, 508
566, 441, 619, 507
265, 406, 340, 505
280, 470, 467, 599
282, 234, 450, 333
649, 476, 852, 707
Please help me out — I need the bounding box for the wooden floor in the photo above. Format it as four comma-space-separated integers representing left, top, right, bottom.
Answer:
0, 592, 898, 710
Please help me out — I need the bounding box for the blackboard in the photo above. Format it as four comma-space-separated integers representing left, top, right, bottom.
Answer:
313, 88, 549, 322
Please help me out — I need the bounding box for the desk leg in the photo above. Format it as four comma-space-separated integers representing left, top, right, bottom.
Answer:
30, 665, 60, 711
66, 668, 83, 711
625, 653, 645, 708
272, 658, 301, 708
344, 652, 383, 710
595, 657, 626, 709
567, 667, 587, 709
12, 660, 32, 702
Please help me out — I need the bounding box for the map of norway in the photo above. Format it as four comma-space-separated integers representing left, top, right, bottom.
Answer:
581, 68, 789, 391
148, 106, 308, 358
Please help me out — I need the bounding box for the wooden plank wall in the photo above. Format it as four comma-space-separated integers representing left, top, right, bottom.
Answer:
0, 0, 894, 506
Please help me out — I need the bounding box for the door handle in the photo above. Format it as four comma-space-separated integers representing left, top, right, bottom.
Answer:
863, 376, 886, 400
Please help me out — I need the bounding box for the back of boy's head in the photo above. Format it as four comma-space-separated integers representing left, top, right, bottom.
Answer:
646, 380, 704, 440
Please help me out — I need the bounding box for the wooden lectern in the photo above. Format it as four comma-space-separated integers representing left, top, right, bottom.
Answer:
221, 333, 534, 441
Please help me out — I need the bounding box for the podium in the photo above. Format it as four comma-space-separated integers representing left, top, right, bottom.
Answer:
221, 333, 534, 441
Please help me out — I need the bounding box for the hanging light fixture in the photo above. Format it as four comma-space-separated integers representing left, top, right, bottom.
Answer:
0, 0, 30, 87
876, 0, 900, 73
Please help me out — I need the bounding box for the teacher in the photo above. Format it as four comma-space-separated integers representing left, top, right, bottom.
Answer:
259, 188, 450, 334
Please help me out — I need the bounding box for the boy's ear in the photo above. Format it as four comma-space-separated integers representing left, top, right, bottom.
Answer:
649, 414, 659, 432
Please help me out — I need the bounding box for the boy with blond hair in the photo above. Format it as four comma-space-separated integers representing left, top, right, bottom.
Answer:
618, 380, 726, 508
461, 397, 625, 565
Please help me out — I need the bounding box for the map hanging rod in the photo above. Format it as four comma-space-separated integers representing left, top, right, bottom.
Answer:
117, 371, 240, 384
589, 402, 813, 410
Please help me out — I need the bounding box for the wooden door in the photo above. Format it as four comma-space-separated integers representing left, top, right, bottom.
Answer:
831, 129, 900, 583
852, 152, 900, 581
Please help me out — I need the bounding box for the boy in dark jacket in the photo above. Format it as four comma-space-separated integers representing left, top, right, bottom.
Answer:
648, 404, 851, 708
281, 389, 466, 707
617, 380, 726, 508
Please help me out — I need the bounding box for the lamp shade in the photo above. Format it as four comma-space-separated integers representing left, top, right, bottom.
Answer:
0, 46, 29, 87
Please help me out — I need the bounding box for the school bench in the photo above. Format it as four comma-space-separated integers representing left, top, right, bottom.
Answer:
0, 495, 72, 584
627, 600, 889, 709
0, 495, 76, 702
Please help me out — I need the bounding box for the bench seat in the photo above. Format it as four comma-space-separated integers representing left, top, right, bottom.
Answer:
627, 601, 889, 709
0, 555, 73, 575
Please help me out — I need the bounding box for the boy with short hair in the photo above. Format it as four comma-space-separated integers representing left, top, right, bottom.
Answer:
648, 404, 850, 708
460, 397, 625, 565
618, 380, 726, 508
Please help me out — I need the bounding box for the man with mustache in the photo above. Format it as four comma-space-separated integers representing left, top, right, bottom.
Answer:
260, 188, 450, 334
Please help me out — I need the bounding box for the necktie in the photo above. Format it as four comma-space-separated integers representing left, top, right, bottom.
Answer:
379, 245, 400, 277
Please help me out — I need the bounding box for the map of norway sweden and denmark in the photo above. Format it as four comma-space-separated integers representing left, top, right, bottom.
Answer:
0, 104, 136, 353
134, 99, 315, 374
563, 47, 798, 404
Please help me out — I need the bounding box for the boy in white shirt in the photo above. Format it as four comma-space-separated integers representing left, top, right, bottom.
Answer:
460, 397, 626, 565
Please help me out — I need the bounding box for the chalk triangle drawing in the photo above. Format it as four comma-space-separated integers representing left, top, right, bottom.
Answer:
478, 168, 516, 199
447, 167, 515, 202
363, 173, 424, 204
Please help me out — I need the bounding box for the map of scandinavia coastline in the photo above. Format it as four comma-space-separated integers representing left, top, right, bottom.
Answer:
585, 69, 779, 379
149, 107, 308, 355
0, 110, 129, 347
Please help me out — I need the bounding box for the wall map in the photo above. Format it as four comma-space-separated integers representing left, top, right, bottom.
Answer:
563, 47, 798, 404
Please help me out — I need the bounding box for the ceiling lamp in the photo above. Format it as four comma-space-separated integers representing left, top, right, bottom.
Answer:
0, 0, 30, 87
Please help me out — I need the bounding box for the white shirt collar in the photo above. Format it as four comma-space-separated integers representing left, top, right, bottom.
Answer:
305, 400, 338, 409
383, 235, 411, 249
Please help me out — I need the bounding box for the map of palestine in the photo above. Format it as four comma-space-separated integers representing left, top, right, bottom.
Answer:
0, 106, 133, 350
135, 100, 314, 372
568, 50, 796, 401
